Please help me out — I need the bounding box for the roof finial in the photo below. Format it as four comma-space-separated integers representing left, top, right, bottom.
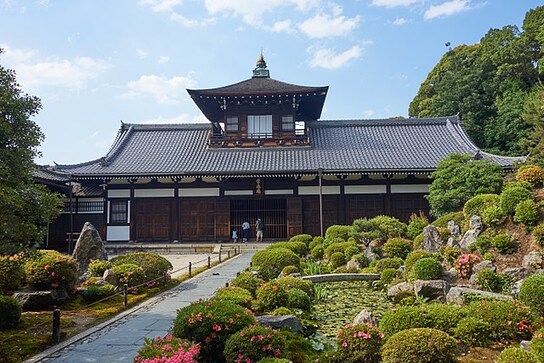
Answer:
256, 50, 266, 69
253, 50, 270, 78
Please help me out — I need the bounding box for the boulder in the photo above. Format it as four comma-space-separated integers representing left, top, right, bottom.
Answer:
414, 280, 450, 301
353, 309, 379, 327
522, 251, 543, 270
346, 258, 362, 271
446, 286, 512, 305
503, 267, 530, 281
363, 246, 380, 263
13, 288, 69, 311
72, 222, 108, 278
458, 216, 483, 250
469, 260, 495, 284
387, 281, 414, 302
421, 225, 444, 253
447, 221, 461, 248
511, 280, 524, 297
256, 315, 303, 333
442, 269, 457, 283
103, 269, 118, 285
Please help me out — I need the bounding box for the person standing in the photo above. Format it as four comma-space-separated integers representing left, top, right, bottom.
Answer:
241, 221, 250, 243
255, 217, 264, 242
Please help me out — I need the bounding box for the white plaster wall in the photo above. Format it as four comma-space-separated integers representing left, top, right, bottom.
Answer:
391, 184, 429, 193
344, 185, 387, 194
108, 189, 130, 198
298, 186, 340, 195
265, 189, 294, 195
224, 190, 253, 196
134, 188, 175, 198
107, 226, 130, 241
179, 188, 220, 197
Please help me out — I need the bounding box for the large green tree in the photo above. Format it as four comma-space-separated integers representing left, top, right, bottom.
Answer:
0, 49, 63, 254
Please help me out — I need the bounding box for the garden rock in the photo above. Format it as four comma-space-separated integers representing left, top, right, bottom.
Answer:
72, 222, 108, 278
387, 281, 414, 301
503, 267, 530, 281
256, 315, 303, 333
353, 309, 379, 327
522, 251, 543, 270
458, 215, 483, 250
446, 286, 512, 305
363, 245, 380, 263
421, 225, 444, 253
414, 279, 450, 301
13, 288, 69, 311
346, 258, 362, 271
103, 269, 118, 285
520, 340, 531, 351
447, 220, 461, 248
442, 269, 457, 283
287, 272, 302, 278
511, 280, 524, 297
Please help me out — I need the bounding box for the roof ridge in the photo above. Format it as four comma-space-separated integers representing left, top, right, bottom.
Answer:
309, 116, 457, 127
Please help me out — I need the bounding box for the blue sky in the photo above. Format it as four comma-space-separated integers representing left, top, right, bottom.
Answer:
1, 0, 542, 165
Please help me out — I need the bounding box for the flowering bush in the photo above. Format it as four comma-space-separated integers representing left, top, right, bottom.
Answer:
230, 272, 265, 298
0, 253, 25, 294
515, 165, 544, 187
256, 282, 289, 312
24, 250, 78, 291
530, 328, 544, 362
88, 259, 112, 277
455, 253, 481, 279
223, 325, 285, 363
210, 286, 253, 308
111, 263, 146, 288
172, 299, 255, 362
331, 323, 383, 363
134, 334, 200, 363
111, 252, 172, 283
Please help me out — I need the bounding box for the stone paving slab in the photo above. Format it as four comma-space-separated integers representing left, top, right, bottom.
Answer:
25, 252, 255, 363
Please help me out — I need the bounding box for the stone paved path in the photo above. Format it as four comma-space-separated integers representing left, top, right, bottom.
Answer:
26, 252, 255, 363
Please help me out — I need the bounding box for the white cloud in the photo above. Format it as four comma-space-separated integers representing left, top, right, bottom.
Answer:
121, 74, 196, 104
371, 0, 421, 8
142, 113, 208, 124
158, 55, 170, 64
169, 12, 201, 26
392, 17, 408, 25
139, 0, 182, 13
270, 19, 294, 33
307, 45, 362, 70
136, 49, 148, 59
362, 109, 375, 118
298, 4, 360, 38
424, 0, 471, 20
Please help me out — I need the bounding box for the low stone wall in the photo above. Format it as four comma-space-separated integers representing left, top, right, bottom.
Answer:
302, 273, 380, 283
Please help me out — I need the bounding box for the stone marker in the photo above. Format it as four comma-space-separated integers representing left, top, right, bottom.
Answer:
72, 222, 108, 278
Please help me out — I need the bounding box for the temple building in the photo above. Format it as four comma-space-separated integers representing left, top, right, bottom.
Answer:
40, 55, 520, 248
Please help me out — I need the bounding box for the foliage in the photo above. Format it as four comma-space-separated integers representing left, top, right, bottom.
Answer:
311, 245, 324, 260
522, 84, 544, 164
431, 211, 465, 228
329, 252, 346, 269
350, 253, 369, 268
287, 288, 311, 311
280, 265, 299, 276
468, 235, 493, 254
491, 233, 517, 254
453, 316, 491, 347
410, 257, 443, 281
497, 347, 539, 363
324, 242, 356, 259
371, 215, 407, 239
350, 218, 382, 244
500, 185, 534, 214
515, 165, 544, 187
24, 250, 78, 291
475, 268, 511, 293
134, 334, 200, 363
464, 194, 501, 219
514, 199, 540, 227
267, 242, 308, 257
465, 300, 536, 341
369, 257, 403, 273
172, 299, 255, 363
88, 259, 113, 277
405, 250, 433, 277
380, 268, 400, 285
273, 276, 314, 298
530, 328, 544, 362
210, 286, 253, 308
328, 323, 383, 363
383, 238, 412, 260
518, 274, 544, 316
256, 281, 289, 311
82, 284, 117, 302
381, 328, 458, 363
288, 234, 313, 246
110, 252, 172, 282
0, 253, 25, 293
325, 225, 352, 242
111, 263, 146, 288
343, 245, 360, 261
427, 154, 503, 217
252, 248, 300, 281
224, 325, 285, 363
440, 246, 462, 266
407, 212, 429, 239
308, 238, 322, 251
230, 272, 265, 298
455, 253, 482, 279
272, 307, 292, 316
0, 295, 22, 330
533, 223, 544, 247
481, 204, 506, 227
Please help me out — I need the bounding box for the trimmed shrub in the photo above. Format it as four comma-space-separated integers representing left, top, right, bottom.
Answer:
412, 233, 424, 250
224, 325, 285, 363
497, 347, 539, 363
453, 317, 491, 347
500, 186, 533, 215
371, 215, 407, 238
441, 246, 462, 266
24, 250, 78, 291
111, 263, 146, 288
369, 257, 403, 273
88, 259, 113, 277
287, 288, 311, 311
110, 252, 172, 282
267, 242, 308, 257
468, 235, 492, 254
281, 265, 299, 276
0, 253, 25, 294
252, 248, 300, 281
351, 253, 369, 268
272, 307, 292, 316
407, 212, 429, 239
534, 223, 544, 247
329, 252, 346, 269
134, 334, 200, 363
210, 286, 253, 308
172, 300, 256, 363
516, 165, 544, 187
380, 268, 400, 285
464, 194, 501, 219
230, 272, 265, 298
256, 281, 289, 311
82, 284, 117, 302
504, 180, 533, 191
330, 323, 383, 363
481, 204, 506, 226
455, 253, 482, 279
381, 328, 458, 363
514, 199, 540, 227
343, 245, 360, 261
308, 237, 322, 251
324, 242, 356, 259
519, 274, 544, 316
288, 234, 313, 246
311, 245, 324, 260
475, 268, 503, 293
530, 328, 544, 362
0, 295, 22, 330
410, 257, 443, 281
325, 225, 352, 241
383, 238, 412, 260
491, 233, 517, 254
405, 251, 433, 276
431, 211, 464, 228
351, 218, 382, 244
274, 276, 314, 297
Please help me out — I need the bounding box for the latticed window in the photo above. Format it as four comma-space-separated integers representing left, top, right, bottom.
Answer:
110, 200, 128, 223
226, 116, 238, 132
248, 115, 272, 138
282, 115, 294, 131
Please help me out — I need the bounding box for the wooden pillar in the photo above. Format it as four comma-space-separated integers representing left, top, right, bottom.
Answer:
338, 175, 346, 225
173, 180, 180, 242
129, 179, 136, 242
384, 174, 392, 216
102, 180, 108, 241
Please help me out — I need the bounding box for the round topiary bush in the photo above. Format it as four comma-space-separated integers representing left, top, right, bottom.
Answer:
82, 284, 117, 302
343, 245, 361, 261
405, 250, 432, 276
256, 281, 289, 311
515, 165, 544, 187
500, 186, 533, 215
530, 328, 544, 362
281, 265, 299, 276
172, 299, 256, 363
274, 276, 314, 297
369, 257, 404, 273
287, 288, 311, 311
474, 268, 503, 293
24, 250, 78, 291
410, 257, 443, 281
481, 204, 506, 227
0, 295, 22, 330
383, 238, 412, 260
0, 253, 25, 294
381, 328, 458, 363
351, 253, 369, 268
110, 252, 172, 282
324, 242, 357, 259
329, 323, 383, 363
491, 233, 517, 254
464, 193, 501, 219
230, 271, 265, 298
252, 248, 300, 281
514, 199, 540, 227
380, 268, 400, 285
371, 215, 408, 239
210, 286, 253, 308
288, 234, 313, 246
111, 263, 146, 288
329, 252, 346, 269
267, 242, 308, 257
453, 316, 491, 347
272, 307, 292, 316
519, 274, 544, 316
134, 334, 200, 363
533, 224, 544, 247
325, 225, 352, 241
88, 259, 113, 277
224, 325, 285, 363
311, 245, 324, 260
309, 236, 324, 250
497, 347, 539, 363
468, 235, 492, 254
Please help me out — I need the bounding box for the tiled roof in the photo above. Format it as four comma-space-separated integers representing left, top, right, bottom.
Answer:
51, 116, 524, 179
187, 77, 328, 96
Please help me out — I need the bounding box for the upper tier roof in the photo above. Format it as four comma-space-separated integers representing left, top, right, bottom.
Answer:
48, 116, 523, 180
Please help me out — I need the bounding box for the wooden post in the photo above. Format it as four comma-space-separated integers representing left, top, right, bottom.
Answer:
208, 256, 211, 268
228, 250, 231, 259
189, 262, 192, 277
163, 271, 168, 285
123, 284, 128, 307
219, 251, 222, 263
52, 309, 61, 343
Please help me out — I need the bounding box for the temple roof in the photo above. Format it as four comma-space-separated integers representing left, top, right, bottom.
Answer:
48, 116, 524, 180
